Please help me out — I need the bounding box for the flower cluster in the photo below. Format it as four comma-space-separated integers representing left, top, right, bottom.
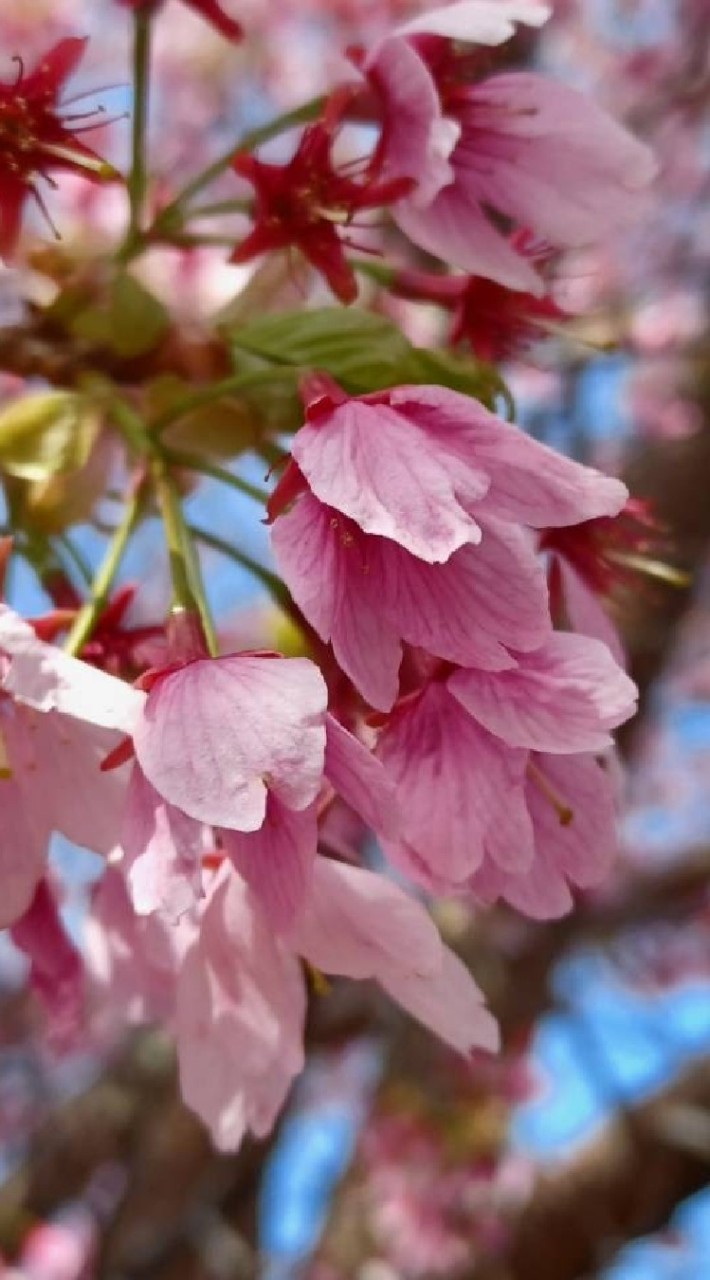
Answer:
0, 0, 657, 1158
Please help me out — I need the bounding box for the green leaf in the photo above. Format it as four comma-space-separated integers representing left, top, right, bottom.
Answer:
146, 376, 262, 458
401, 346, 510, 411
0, 392, 100, 481
230, 307, 413, 392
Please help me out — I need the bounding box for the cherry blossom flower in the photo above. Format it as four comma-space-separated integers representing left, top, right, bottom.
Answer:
178, 858, 498, 1149
270, 378, 627, 709
376, 634, 635, 912
0, 38, 115, 259
118, 0, 243, 42
367, 6, 656, 290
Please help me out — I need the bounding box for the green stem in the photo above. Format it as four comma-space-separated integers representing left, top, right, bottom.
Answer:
164, 448, 270, 505
190, 523, 290, 611
150, 367, 296, 437
187, 198, 253, 219
123, 9, 152, 254
154, 96, 326, 231
56, 531, 93, 588
64, 480, 145, 656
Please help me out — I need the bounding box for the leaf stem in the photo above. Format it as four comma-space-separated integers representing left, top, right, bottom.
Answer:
153, 95, 325, 231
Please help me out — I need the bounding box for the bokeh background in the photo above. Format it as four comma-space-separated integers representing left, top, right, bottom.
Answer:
1, 1, 710, 1276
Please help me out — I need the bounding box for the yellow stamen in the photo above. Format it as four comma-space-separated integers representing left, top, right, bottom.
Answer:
38, 141, 118, 179
0, 726, 12, 780
606, 550, 691, 588
305, 961, 331, 996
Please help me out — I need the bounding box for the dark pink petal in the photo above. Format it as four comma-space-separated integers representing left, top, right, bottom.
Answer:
222, 796, 318, 931
271, 494, 403, 711
10, 879, 84, 1052
448, 631, 637, 753
0, 755, 47, 928
293, 393, 487, 562
378, 683, 528, 887
377, 517, 551, 668
133, 655, 327, 831
22, 36, 89, 100
393, 384, 628, 527
324, 714, 400, 839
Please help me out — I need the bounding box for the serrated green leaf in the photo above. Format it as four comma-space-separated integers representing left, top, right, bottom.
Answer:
0, 392, 100, 481
230, 307, 413, 392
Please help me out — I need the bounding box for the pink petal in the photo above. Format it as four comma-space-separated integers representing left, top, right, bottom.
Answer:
176, 871, 305, 1150
292, 858, 498, 1054
324, 714, 400, 839
377, 517, 551, 668
556, 556, 626, 666
527, 751, 617, 891
293, 394, 486, 562
377, 683, 528, 887
271, 493, 403, 711
459, 73, 657, 247
395, 181, 542, 291
134, 654, 327, 830
10, 878, 84, 1052
291, 856, 442, 979
122, 766, 206, 920
221, 796, 318, 930
0, 605, 144, 732
448, 631, 637, 753
392, 385, 628, 527
397, 1, 551, 42
381, 946, 499, 1054
0, 762, 47, 928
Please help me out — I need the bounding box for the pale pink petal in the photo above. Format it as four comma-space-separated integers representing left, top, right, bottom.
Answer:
377, 683, 528, 887
397, 1, 551, 42
221, 796, 318, 930
293, 395, 487, 562
324, 715, 400, 840
479, 778, 535, 872
448, 631, 637, 753
19, 709, 129, 857
134, 655, 327, 831
0, 605, 144, 732
459, 73, 656, 247
395, 181, 541, 291
122, 766, 206, 921
470, 848, 574, 918
271, 493, 403, 711
377, 517, 551, 668
527, 752, 617, 891
381, 947, 499, 1054
0, 762, 47, 928
176, 871, 305, 1150
292, 858, 498, 1054
390, 384, 628, 527
366, 36, 458, 204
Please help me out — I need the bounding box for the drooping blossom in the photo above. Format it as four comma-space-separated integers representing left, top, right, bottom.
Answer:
0, 38, 115, 259
231, 93, 412, 304
0, 604, 139, 927
376, 633, 635, 915
366, 5, 656, 290
269, 377, 628, 709
118, 0, 243, 42
178, 858, 498, 1149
